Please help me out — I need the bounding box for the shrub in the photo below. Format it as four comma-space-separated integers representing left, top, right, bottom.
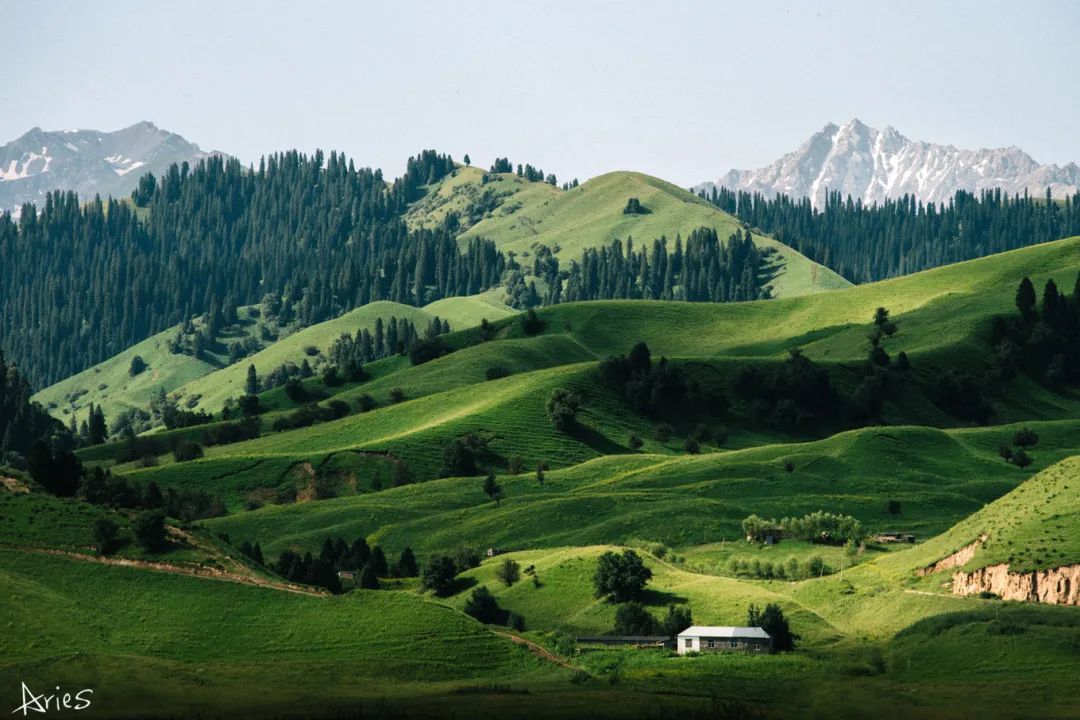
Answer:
486, 366, 511, 381
613, 601, 657, 634
653, 422, 674, 442
495, 558, 521, 587
747, 603, 798, 651
356, 394, 376, 412
93, 518, 119, 556
133, 510, 167, 552
421, 556, 458, 597
546, 388, 580, 431
628, 432, 643, 450
463, 586, 503, 624
284, 378, 308, 403
173, 441, 204, 462
1012, 427, 1038, 448
521, 308, 543, 336
128, 355, 147, 376
389, 388, 406, 404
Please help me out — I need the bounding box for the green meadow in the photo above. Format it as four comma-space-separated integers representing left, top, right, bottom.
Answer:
5, 235, 1080, 718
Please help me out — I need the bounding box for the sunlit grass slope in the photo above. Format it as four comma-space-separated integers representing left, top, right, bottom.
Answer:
0, 548, 554, 718
174, 301, 435, 414
457, 170, 850, 298
200, 420, 1080, 561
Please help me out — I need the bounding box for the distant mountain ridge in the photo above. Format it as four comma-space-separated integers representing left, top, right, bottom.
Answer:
697, 119, 1080, 208
0, 121, 220, 213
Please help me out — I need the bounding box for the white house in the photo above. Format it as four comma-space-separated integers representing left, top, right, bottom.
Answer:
676, 626, 772, 654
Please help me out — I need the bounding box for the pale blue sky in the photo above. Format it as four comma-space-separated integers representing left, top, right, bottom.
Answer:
5, 1, 1078, 184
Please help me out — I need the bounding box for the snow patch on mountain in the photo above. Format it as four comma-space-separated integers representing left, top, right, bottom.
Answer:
698, 119, 1080, 208
0, 122, 224, 213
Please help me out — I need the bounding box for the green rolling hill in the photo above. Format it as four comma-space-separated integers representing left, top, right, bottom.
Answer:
6, 234, 1080, 719
30, 305, 273, 423
432, 167, 851, 299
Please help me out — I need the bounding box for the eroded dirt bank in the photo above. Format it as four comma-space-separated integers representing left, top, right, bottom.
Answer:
951, 563, 1080, 605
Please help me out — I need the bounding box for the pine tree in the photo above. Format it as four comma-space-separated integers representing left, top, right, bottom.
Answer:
246, 364, 259, 395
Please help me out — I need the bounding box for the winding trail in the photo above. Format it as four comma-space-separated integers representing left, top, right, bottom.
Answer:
0, 541, 325, 596
491, 630, 584, 672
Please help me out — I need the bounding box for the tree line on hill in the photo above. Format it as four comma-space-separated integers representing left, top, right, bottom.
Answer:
0, 351, 67, 459
548, 227, 769, 304
2, 148, 781, 392
702, 185, 1080, 283
0, 149, 501, 389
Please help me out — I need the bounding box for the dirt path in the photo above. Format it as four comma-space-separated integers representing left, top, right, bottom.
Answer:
2, 543, 325, 597
491, 630, 584, 672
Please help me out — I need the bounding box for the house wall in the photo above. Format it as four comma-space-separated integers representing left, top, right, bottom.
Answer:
677, 636, 771, 655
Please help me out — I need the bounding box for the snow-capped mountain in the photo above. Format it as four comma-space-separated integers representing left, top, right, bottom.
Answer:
0, 122, 220, 214
698, 119, 1080, 208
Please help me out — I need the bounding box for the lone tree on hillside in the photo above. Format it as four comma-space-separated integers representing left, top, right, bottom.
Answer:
495, 557, 521, 587
395, 547, 418, 577
245, 364, 259, 395
133, 510, 167, 553
1016, 277, 1037, 322
93, 518, 119, 556
521, 308, 543, 336
482, 471, 503, 506
128, 355, 147, 376
593, 549, 652, 602
463, 586, 503, 624
873, 307, 890, 326
1012, 448, 1034, 470
623, 197, 649, 215
748, 603, 799, 652
546, 388, 580, 432
1012, 427, 1039, 448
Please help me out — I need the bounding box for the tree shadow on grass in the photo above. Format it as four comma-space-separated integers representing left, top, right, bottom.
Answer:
568, 423, 627, 456
449, 576, 479, 595
639, 588, 690, 606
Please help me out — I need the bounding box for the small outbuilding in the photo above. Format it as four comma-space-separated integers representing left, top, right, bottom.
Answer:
677, 626, 772, 655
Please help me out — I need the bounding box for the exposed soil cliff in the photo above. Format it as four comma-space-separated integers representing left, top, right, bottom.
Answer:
918, 535, 986, 575
951, 564, 1080, 605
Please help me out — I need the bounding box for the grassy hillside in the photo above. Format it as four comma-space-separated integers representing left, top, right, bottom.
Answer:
199, 420, 1080, 560
456, 170, 851, 298
31, 305, 271, 422
422, 292, 516, 329
10, 235, 1080, 719
514, 235, 1080, 363
174, 301, 435, 414
406, 166, 562, 233
0, 548, 555, 718
882, 455, 1080, 575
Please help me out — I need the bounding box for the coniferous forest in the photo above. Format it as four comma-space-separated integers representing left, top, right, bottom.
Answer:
0, 151, 499, 388
703, 186, 1080, 283
4, 149, 1080, 395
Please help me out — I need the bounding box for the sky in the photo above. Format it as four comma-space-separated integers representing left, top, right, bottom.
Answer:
4, 0, 1079, 185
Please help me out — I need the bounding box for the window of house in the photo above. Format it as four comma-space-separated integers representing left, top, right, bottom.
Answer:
684, 638, 693, 649
730, 640, 738, 648
707, 639, 715, 648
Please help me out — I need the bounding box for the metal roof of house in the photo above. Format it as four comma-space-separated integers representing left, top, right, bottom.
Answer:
677, 626, 771, 639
